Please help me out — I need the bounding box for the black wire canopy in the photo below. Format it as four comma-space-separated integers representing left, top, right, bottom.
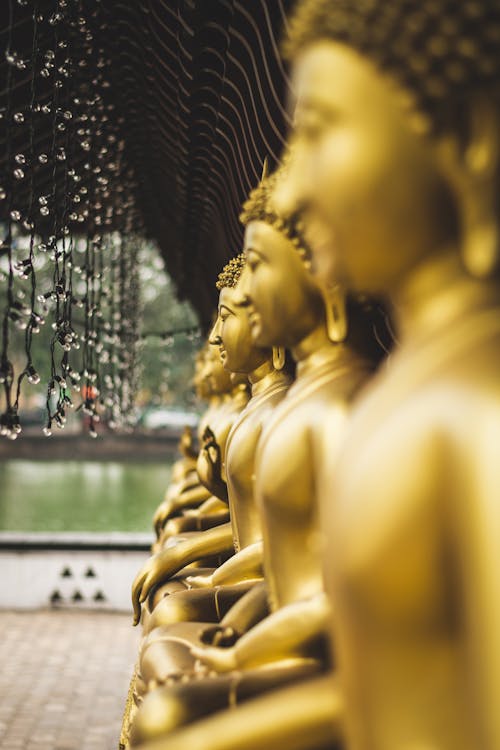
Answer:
0, 0, 294, 438
98, 0, 295, 317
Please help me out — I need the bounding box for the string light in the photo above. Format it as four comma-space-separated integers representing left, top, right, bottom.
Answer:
0, 0, 152, 438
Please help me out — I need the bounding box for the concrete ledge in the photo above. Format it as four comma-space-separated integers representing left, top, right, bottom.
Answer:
0, 431, 181, 461
0, 531, 154, 551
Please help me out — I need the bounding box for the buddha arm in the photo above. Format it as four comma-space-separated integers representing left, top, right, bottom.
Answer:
187, 541, 264, 588
219, 580, 269, 634
169, 484, 213, 513
162, 507, 230, 537
213, 541, 263, 585
187, 502, 230, 531
132, 523, 234, 624
191, 592, 331, 672
196, 511, 230, 529
455, 437, 500, 747
133, 674, 342, 750
194, 496, 228, 515
198, 582, 270, 649
153, 486, 212, 536
166, 470, 199, 497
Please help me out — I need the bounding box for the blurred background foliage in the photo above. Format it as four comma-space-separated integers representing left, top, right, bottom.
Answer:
1, 238, 201, 429
138, 244, 201, 411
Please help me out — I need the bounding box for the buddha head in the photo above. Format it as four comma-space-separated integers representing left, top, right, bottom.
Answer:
239, 170, 326, 351
209, 254, 273, 375
193, 344, 211, 401
239, 165, 391, 365
274, 0, 500, 294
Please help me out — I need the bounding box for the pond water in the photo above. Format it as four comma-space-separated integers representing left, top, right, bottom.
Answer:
0, 461, 172, 532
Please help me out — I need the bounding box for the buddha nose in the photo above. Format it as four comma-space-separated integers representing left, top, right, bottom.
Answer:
273, 143, 310, 221
208, 317, 222, 345
234, 266, 252, 307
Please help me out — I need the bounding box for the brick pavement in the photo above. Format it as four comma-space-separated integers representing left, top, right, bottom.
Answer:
0, 611, 140, 750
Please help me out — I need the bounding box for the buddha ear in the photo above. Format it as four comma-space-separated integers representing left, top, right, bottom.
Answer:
463, 96, 500, 179
444, 95, 500, 278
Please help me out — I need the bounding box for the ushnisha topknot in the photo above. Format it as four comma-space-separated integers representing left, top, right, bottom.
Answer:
240, 158, 312, 264
284, 0, 500, 135
216, 253, 246, 291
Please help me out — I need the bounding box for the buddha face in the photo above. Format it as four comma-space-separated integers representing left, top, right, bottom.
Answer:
209, 284, 270, 374
241, 220, 324, 349
193, 352, 211, 400
204, 344, 232, 394
276, 42, 458, 295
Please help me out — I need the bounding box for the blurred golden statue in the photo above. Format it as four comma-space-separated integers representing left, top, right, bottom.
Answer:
268, 1, 500, 748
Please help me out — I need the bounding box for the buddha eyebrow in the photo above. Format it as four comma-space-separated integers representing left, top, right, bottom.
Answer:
219, 304, 234, 315
295, 96, 337, 124
245, 246, 267, 261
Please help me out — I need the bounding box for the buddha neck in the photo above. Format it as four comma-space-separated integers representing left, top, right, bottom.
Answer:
291, 321, 330, 367
208, 394, 223, 408
249, 360, 290, 398
291, 322, 346, 380
392, 249, 499, 346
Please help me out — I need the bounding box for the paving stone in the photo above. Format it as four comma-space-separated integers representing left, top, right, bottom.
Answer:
0, 611, 139, 750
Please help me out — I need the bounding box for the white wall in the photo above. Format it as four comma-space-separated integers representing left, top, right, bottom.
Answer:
0, 533, 153, 612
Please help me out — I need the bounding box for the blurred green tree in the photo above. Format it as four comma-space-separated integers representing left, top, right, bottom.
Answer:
1, 237, 201, 426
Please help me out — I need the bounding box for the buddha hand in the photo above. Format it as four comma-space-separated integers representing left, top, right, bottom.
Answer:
201, 426, 222, 484
152, 494, 189, 535
152, 499, 172, 537
131, 548, 180, 625
199, 624, 239, 647
190, 642, 238, 673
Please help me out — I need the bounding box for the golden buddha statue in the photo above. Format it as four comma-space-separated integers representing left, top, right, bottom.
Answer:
129, 166, 387, 746
152, 342, 245, 543
153, 342, 216, 552
169, 426, 197, 487
258, 1, 500, 748
150, 427, 198, 542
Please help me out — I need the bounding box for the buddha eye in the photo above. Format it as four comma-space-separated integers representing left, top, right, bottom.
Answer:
301, 122, 322, 143
246, 252, 259, 271
295, 109, 325, 143
219, 306, 232, 322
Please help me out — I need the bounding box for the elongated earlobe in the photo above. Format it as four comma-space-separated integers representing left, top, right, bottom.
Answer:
324, 285, 347, 343
272, 346, 285, 371
462, 214, 500, 278
457, 97, 500, 278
